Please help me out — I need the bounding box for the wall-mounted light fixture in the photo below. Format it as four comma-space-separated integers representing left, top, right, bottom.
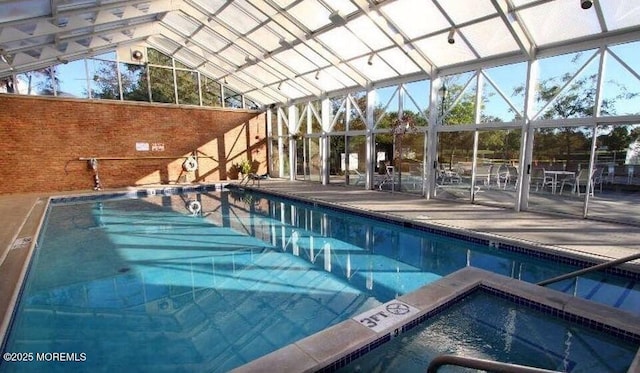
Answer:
132, 49, 144, 61
367, 53, 375, 66
580, 0, 593, 9
447, 28, 456, 44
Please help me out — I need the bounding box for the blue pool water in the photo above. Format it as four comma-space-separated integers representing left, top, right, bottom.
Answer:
1, 188, 638, 372
338, 289, 639, 372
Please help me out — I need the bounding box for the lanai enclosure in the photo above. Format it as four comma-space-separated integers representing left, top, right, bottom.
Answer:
1, 0, 640, 226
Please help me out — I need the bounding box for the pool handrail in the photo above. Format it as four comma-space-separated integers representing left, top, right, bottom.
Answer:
537, 251, 640, 287
427, 354, 562, 373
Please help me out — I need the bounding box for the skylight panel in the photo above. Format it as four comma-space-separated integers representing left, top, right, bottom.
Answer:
377, 48, 421, 76
288, 0, 332, 31
190, 0, 228, 14
191, 28, 229, 53
274, 48, 317, 75
314, 65, 355, 92
519, 0, 601, 46
413, 33, 476, 67
246, 26, 284, 52
222, 45, 248, 66
348, 15, 393, 50
241, 64, 278, 86
322, 0, 357, 16
174, 48, 206, 68
380, 0, 449, 39
316, 27, 369, 60
353, 54, 397, 82
461, 19, 520, 58
163, 12, 200, 36
439, 0, 496, 24
601, 0, 640, 31
218, 1, 260, 35
294, 42, 331, 67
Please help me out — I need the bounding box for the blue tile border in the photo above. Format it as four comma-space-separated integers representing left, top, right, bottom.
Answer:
315, 334, 391, 373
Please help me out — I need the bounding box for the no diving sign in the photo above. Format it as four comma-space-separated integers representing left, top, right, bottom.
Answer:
354, 300, 419, 333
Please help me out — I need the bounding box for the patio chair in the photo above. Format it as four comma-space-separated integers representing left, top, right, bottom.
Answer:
350, 169, 365, 186
559, 168, 597, 196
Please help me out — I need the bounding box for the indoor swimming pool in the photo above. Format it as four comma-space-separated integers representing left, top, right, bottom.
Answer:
1, 186, 638, 372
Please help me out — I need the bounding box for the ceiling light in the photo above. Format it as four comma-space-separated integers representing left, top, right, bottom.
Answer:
223, 77, 228, 84
315, 70, 320, 80
367, 53, 375, 66
447, 28, 456, 44
581, 0, 593, 9
277, 82, 282, 90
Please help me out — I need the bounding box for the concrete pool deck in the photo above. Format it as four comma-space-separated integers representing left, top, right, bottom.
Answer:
1, 180, 639, 369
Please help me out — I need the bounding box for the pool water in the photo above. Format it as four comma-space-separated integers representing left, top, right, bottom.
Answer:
1, 189, 638, 372
338, 290, 639, 372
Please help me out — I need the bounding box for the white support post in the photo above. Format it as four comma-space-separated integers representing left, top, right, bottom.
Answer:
519, 59, 539, 211
366, 89, 376, 190
426, 78, 442, 199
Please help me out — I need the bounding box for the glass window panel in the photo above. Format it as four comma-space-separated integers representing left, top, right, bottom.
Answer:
245, 97, 260, 110
149, 66, 176, 103
395, 131, 425, 194
442, 72, 477, 126
328, 134, 345, 182
223, 87, 242, 108
589, 123, 640, 225
176, 70, 199, 105
436, 131, 475, 202
346, 135, 367, 187
164, 12, 201, 36
307, 137, 321, 182
528, 126, 594, 217
483, 62, 526, 120
533, 50, 597, 119
473, 129, 522, 208
87, 59, 119, 100
403, 80, 430, 125
120, 62, 149, 102
147, 48, 172, 67
602, 45, 640, 116
329, 96, 346, 132
201, 76, 221, 107
374, 85, 399, 126
540, 56, 599, 120
92, 51, 117, 61
55, 59, 89, 98
347, 92, 367, 131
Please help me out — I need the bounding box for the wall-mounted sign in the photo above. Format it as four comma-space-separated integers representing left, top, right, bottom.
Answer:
136, 142, 150, 151
151, 143, 165, 151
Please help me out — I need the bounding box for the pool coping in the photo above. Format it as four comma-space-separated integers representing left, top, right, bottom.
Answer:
231, 267, 640, 373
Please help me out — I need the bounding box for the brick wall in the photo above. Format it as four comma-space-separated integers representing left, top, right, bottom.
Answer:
0, 94, 267, 194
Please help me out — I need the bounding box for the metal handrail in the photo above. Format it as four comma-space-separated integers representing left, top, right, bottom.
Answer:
537, 251, 640, 287
427, 354, 561, 373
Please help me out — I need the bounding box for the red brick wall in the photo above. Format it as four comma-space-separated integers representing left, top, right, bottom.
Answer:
0, 94, 267, 194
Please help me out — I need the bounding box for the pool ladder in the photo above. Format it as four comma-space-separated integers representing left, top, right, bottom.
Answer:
537, 251, 640, 287
427, 354, 561, 372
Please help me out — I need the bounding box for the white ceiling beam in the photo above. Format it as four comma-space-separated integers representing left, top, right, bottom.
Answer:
491, 0, 535, 59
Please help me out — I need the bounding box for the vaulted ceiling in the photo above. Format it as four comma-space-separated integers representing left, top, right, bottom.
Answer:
1, 0, 640, 106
